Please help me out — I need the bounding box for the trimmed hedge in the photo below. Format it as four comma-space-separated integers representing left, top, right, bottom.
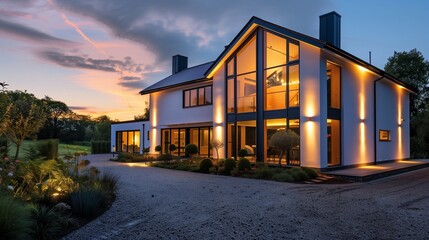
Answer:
91, 141, 110, 154
36, 139, 59, 160
0, 138, 8, 158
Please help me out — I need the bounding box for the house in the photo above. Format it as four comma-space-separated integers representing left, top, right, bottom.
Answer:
111, 12, 414, 169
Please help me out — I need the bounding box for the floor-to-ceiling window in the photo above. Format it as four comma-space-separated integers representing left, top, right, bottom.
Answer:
226, 29, 300, 165
116, 130, 140, 153
161, 127, 213, 157
265, 119, 300, 165
327, 62, 341, 166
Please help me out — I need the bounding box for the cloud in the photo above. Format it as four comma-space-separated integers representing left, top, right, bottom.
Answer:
0, 18, 74, 44
118, 75, 146, 90
69, 106, 88, 111
52, 0, 333, 64
38, 50, 145, 74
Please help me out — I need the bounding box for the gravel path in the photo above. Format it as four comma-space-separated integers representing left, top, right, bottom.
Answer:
64, 155, 429, 240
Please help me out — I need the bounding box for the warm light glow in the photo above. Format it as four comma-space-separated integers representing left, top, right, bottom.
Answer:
206, 23, 258, 78
359, 93, 365, 120
52, 193, 60, 197
359, 122, 366, 164
398, 160, 421, 164
397, 86, 403, 159
151, 128, 157, 153
359, 165, 388, 170
357, 65, 369, 73
126, 163, 150, 168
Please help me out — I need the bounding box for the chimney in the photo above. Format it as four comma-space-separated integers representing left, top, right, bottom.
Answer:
172, 55, 188, 74
319, 11, 341, 48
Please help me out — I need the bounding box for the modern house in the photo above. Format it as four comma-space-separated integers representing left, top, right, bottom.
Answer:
111, 12, 414, 169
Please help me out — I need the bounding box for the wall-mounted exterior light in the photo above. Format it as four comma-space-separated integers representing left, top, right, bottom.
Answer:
307, 117, 314, 121
360, 119, 365, 123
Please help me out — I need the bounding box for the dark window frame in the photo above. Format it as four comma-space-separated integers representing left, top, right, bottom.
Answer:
183, 85, 213, 108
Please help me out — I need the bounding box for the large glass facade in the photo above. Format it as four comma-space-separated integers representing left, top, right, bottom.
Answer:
116, 130, 140, 153
227, 35, 257, 114
265, 119, 300, 165
161, 127, 213, 157
265, 32, 300, 111
226, 30, 301, 165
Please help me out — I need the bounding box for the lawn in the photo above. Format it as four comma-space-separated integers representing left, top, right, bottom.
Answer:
8, 140, 91, 159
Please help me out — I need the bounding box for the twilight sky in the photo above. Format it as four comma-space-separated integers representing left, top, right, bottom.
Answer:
1, 0, 428, 120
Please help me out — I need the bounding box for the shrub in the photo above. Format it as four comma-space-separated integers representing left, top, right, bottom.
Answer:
238, 149, 248, 157
272, 172, 294, 182
199, 158, 213, 173
155, 145, 162, 152
99, 173, 119, 196
223, 158, 236, 175
157, 154, 172, 161
69, 187, 105, 218
185, 144, 198, 157
36, 139, 59, 160
0, 137, 9, 158
288, 168, 310, 181
302, 167, 318, 178
0, 195, 33, 240
169, 144, 177, 152
91, 141, 110, 154
30, 205, 63, 240
238, 158, 252, 171
253, 167, 279, 180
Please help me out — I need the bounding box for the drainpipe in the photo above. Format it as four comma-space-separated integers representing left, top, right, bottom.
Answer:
373, 76, 384, 165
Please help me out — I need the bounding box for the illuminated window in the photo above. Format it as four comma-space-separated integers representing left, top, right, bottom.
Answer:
116, 130, 140, 153
264, 31, 300, 110
183, 85, 212, 108
327, 62, 341, 109
379, 130, 391, 141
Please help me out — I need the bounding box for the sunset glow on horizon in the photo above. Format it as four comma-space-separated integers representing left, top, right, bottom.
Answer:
1, 0, 428, 120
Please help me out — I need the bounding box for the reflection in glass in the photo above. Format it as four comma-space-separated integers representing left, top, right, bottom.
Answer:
236, 72, 256, 113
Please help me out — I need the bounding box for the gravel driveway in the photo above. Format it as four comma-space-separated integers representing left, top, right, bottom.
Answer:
64, 154, 429, 240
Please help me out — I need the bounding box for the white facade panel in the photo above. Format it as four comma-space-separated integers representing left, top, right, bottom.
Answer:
110, 121, 150, 154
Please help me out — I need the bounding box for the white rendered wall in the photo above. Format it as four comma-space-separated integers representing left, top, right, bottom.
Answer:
339, 61, 377, 166
300, 42, 323, 168
376, 80, 410, 161
149, 83, 213, 153
110, 121, 150, 154
212, 64, 226, 159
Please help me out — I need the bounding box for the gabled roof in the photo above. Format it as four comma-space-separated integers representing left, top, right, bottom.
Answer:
141, 16, 416, 95
139, 62, 213, 95
205, 16, 416, 93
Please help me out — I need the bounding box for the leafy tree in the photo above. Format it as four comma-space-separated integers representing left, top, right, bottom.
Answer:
134, 100, 150, 121
210, 139, 224, 163
269, 129, 299, 167
0, 82, 8, 91
59, 113, 92, 143
384, 49, 429, 117
410, 103, 429, 158
92, 115, 112, 141
39, 96, 71, 139
0, 91, 47, 160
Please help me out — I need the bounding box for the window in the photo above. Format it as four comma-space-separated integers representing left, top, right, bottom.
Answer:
264, 32, 300, 110
379, 130, 390, 141
183, 85, 212, 108
161, 127, 213, 157
327, 62, 341, 109
227, 35, 257, 114
116, 130, 140, 153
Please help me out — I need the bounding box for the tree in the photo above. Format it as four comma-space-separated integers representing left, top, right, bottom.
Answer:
134, 100, 150, 121
269, 130, 299, 167
384, 49, 429, 117
0, 82, 8, 91
0, 91, 47, 160
410, 103, 429, 158
210, 139, 224, 163
92, 115, 112, 141
39, 96, 71, 139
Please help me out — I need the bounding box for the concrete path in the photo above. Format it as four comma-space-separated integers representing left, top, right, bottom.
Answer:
64, 154, 429, 240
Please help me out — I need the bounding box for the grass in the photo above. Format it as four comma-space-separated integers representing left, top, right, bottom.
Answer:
8, 140, 91, 159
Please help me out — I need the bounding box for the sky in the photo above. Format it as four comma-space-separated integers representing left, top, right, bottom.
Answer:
1, 0, 428, 120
